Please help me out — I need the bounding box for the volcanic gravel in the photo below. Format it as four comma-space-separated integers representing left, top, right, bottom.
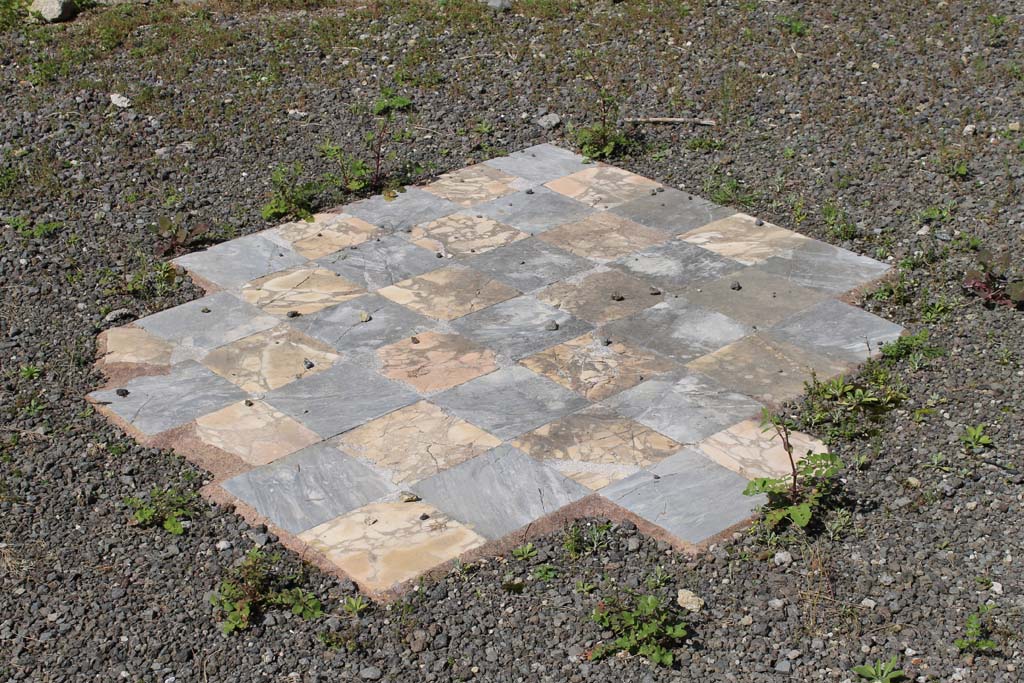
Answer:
1, 1, 1022, 681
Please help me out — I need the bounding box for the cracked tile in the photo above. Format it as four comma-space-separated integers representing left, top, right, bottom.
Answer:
767, 299, 904, 363
464, 238, 592, 292
601, 299, 751, 364
545, 165, 662, 210
686, 334, 849, 406
221, 442, 395, 534
696, 419, 827, 481
316, 235, 440, 291
483, 144, 591, 185
422, 163, 518, 206
334, 401, 501, 485
449, 295, 592, 360
90, 360, 246, 435
240, 267, 364, 316
273, 214, 381, 258
412, 445, 589, 539
520, 332, 678, 401
682, 267, 829, 327
378, 266, 519, 321
409, 212, 527, 257
201, 325, 340, 393
612, 239, 744, 291
678, 213, 812, 265
194, 399, 321, 466
264, 361, 418, 438
376, 331, 498, 393
472, 187, 596, 234
299, 501, 486, 593
537, 211, 668, 262
604, 371, 763, 445
537, 269, 662, 324
431, 366, 588, 440
343, 187, 459, 232
601, 448, 762, 544
285, 293, 434, 355
512, 405, 680, 490
610, 187, 735, 233
173, 233, 307, 290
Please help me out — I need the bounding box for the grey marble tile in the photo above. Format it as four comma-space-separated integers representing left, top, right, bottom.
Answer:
431, 366, 589, 440
767, 299, 903, 363
450, 296, 593, 360
464, 239, 592, 292
135, 291, 279, 362
413, 444, 588, 539
610, 187, 735, 234
90, 360, 246, 435
221, 442, 395, 534
265, 362, 418, 438
604, 371, 763, 445
342, 187, 459, 232
316, 235, 441, 291
755, 239, 891, 295
483, 144, 591, 185
612, 239, 743, 292
601, 448, 762, 543
173, 234, 307, 289
286, 293, 434, 355
471, 187, 596, 234
602, 299, 752, 364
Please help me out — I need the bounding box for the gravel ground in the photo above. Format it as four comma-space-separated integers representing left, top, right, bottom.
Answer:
1, 1, 1023, 681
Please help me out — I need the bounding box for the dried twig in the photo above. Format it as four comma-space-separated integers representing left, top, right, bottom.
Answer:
624, 117, 717, 126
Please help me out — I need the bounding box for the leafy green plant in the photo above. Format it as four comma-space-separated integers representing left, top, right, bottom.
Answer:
880, 330, 944, 363
512, 542, 537, 561
261, 162, 318, 221
126, 487, 196, 535
18, 365, 41, 380
122, 256, 179, 299
954, 606, 997, 653
963, 250, 1024, 309
343, 595, 370, 617
532, 564, 557, 582
590, 594, 688, 667
777, 15, 809, 37
852, 656, 906, 682
319, 141, 370, 192
271, 587, 323, 620
822, 200, 857, 240
743, 410, 843, 529
645, 566, 670, 590
210, 549, 323, 634
575, 120, 629, 160
960, 424, 993, 453
15, 220, 62, 240
0, 0, 28, 32
149, 214, 210, 257
574, 579, 597, 594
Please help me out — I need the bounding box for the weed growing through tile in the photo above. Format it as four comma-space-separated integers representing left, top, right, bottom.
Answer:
125, 487, 197, 536
589, 594, 688, 667
210, 549, 323, 634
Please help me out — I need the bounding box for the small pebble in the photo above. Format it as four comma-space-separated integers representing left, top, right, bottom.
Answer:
545, 320, 560, 331
286, 310, 300, 318
115, 388, 130, 397
730, 281, 742, 291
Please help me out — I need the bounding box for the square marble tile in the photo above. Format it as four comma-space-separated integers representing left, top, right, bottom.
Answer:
449, 295, 593, 360
511, 405, 681, 491
755, 239, 892, 295
696, 419, 828, 481
421, 163, 518, 207
173, 233, 307, 289
612, 239, 743, 292
520, 331, 679, 401
686, 334, 849, 407
334, 400, 501, 485
285, 293, 434, 356
483, 143, 591, 185
682, 267, 829, 328
300, 501, 486, 593
408, 212, 527, 258
90, 360, 246, 435
412, 445, 589, 539
472, 187, 596, 234
221, 442, 395, 534
201, 325, 340, 393
264, 362, 418, 438
100, 327, 173, 367
545, 165, 662, 210
273, 214, 381, 259
601, 448, 762, 544
678, 213, 811, 265
431, 366, 588, 440
537, 269, 663, 324
343, 187, 459, 232
378, 266, 520, 321
194, 399, 321, 467
376, 330, 498, 393
767, 299, 904, 363
464, 238, 592, 292
316, 235, 441, 291
610, 187, 734, 234
601, 299, 751, 364
240, 268, 364, 316
135, 291, 279, 362
537, 211, 668, 262
604, 371, 763, 445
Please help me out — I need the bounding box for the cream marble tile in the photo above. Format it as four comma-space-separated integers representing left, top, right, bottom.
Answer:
537, 211, 667, 262
202, 325, 340, 392
678, 213, 811, 265
544, 165, 661, 209
409, 212, 527, 257
101, 327, 173, 366
378, 266, 519, 321
194, 399, 321, 466
274, 214, 381, 259
696, 418, 827, 480
240, 268, 364, 316
422, 164, 518, 207
376, 331, 498, 393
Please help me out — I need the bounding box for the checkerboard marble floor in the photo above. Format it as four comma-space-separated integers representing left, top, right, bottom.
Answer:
90, 144, 902, 596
